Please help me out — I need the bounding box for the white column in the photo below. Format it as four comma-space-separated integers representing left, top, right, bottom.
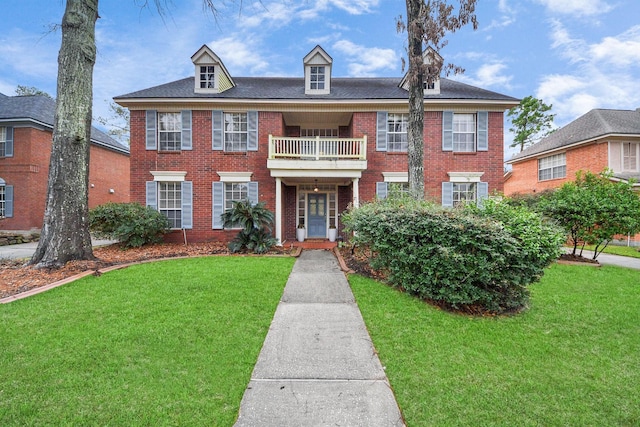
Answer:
275, 177, 282, 245
352, 178, 360, 208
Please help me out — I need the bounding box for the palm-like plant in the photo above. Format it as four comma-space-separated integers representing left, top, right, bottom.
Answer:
221, 200, 277, 254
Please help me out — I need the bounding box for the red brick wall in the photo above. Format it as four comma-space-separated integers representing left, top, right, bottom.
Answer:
130, 109, 505, 243
0, 126, 130, 231
505, 142, 609, 196
355, 111, 504, 203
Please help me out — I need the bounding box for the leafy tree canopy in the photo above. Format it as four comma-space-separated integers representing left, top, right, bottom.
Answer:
508, 95, 555, 152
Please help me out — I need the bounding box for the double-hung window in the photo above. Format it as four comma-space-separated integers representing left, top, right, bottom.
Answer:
387, 114, 408, 152
0, 127, 14, 158
146, 110, 192, 151
212, 178, 258, 229
158, 182, 182, 228
453, 114, 476, 152
442, 174, 488, 208
212, 110, 258, 152
538, 153, 566, 181
310, 66, 325, 90
146, 177, 192, 230
623, 142, 639, 171
0, 178, 14, 218
158, 113, 181, 151
224, 113, 248, 152
452, 182, 476, 206
0, 184, 5, 218
442, 111, 488, 152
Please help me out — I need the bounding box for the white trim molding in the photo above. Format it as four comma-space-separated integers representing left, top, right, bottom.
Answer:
151, 171, 187, 182
217, 171, 253, 182
382, 171, 408, 182
448, 171, 484, 182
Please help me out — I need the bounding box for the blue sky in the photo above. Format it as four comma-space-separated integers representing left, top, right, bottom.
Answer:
1, 0, 639, 159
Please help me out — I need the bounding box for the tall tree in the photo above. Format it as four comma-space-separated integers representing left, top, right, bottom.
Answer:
96, 101, 130, 146
29, 0, 230, 268
29, 0, 98, 268
508, 95, 555, 152
399, 0, 478, 199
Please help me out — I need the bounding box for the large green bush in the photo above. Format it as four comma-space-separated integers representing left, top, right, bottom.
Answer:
342, 196, 562, 314
90, 203, 170, 248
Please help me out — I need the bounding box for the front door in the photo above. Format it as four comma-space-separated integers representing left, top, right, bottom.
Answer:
307, 193, 326, 238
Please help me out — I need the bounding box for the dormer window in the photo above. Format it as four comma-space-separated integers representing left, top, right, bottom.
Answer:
304, 45, 332, 95
399, 47, 442, 95
310, 66, 326, 90
199, 66, 215, 89
191, 44, 235, 94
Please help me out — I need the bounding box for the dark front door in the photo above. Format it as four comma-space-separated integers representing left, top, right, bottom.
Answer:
307, 193, 326, 238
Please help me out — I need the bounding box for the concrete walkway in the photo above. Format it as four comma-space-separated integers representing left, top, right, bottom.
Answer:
234, 250, 405, 426
0, 238, 117, 260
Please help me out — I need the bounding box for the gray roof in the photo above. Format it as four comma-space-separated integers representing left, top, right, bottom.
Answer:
509, 108, 640, 162
115, 76, 518, 102
0, 94, 129, 154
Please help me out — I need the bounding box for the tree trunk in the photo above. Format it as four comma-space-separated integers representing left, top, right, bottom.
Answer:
406, 0, 425, 200
29, 0, 98, 268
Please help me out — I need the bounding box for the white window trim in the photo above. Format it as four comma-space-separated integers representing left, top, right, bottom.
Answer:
217, 171, 253, 182
448, 172, 484, 182
151, 171, 187, 182
622, 142, 639, 171
538, 153, 566, 181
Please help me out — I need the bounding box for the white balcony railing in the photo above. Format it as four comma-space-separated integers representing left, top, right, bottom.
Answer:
268, 135, 367, 161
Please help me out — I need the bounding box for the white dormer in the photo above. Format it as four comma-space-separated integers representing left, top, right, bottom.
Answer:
399, 46, 443, 95
191, 45, 235, 94
303, 45, 332, 95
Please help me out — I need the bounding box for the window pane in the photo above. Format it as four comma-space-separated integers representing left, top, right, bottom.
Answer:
387, 113, 408, 152
158, 182, 182, 228
0, 127, 5, 157
158, 113, 181, 151
538, 153, 566, 181
452, 183, 476, 207
0, 185, 5, 217
453, 114, 475, 152
224, 113, 248, 152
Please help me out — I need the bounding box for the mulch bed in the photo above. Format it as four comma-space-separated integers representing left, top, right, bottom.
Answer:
0, 242, 288, 299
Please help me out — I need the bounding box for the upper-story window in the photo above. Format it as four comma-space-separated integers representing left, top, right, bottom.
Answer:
442, 111, 488, 153
623, 142, 639, 171
0, 127, 13, 158
453, 114, 476, 152
538, 153, 566, 181
0, 127, 6, 157
387, 114, 408, 152
146, 110, 192, 152
310, 66, 325, 90
158, 113, 182, 151
212, 110, 258, 152
199, 66, 215, 89
224, 113, 248, 152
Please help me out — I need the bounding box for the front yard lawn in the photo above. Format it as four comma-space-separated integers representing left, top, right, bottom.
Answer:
350, 264, 640, 426
0, 256, 294, 426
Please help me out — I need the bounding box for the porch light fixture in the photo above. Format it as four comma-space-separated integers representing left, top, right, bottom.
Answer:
313, 180, 319, 192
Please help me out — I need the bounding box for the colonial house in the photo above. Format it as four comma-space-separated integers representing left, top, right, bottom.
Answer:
0, 93, 130, 231
114, 45, 518, 244
504, 108, 640, 195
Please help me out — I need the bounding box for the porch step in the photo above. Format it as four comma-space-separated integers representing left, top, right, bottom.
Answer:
292, 239, 337, 250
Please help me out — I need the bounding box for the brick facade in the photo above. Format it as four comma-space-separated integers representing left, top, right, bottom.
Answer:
0, 126, 130, 231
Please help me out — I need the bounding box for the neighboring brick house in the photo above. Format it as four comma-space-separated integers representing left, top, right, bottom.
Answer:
0, 93, 130, 231
505, 108, 640, 195
114, 45, 518, 244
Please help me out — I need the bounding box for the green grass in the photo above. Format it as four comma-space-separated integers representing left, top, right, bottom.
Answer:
350, 264, 640, 426
578, 243, 640, 258
0, 256, 294, 426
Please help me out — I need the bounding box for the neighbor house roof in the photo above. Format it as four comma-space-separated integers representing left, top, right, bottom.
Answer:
0, 94, 129, 155
508, 108, 640, 163
114, 76, 518, 104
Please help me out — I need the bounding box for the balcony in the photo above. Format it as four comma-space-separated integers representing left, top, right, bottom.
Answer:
268, 135, 367, 160
267, 135, 368, 177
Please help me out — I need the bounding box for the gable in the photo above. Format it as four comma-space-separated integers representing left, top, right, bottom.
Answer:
191, 44, 235, 94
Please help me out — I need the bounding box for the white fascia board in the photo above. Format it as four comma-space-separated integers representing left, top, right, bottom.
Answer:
382, 171, 408, 182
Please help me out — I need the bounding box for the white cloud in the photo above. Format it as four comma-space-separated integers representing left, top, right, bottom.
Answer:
332, 40, 397, 77
590, 25, 640, 66
299, 0, 380, 19
208, 37, 270, 74
534, 0, 613, 16
453, 60, 513, 90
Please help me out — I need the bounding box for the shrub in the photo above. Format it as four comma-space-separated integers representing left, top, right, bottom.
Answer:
90, 203, 170, 248
221, 200, 277, 254
342, 196, 562, 314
